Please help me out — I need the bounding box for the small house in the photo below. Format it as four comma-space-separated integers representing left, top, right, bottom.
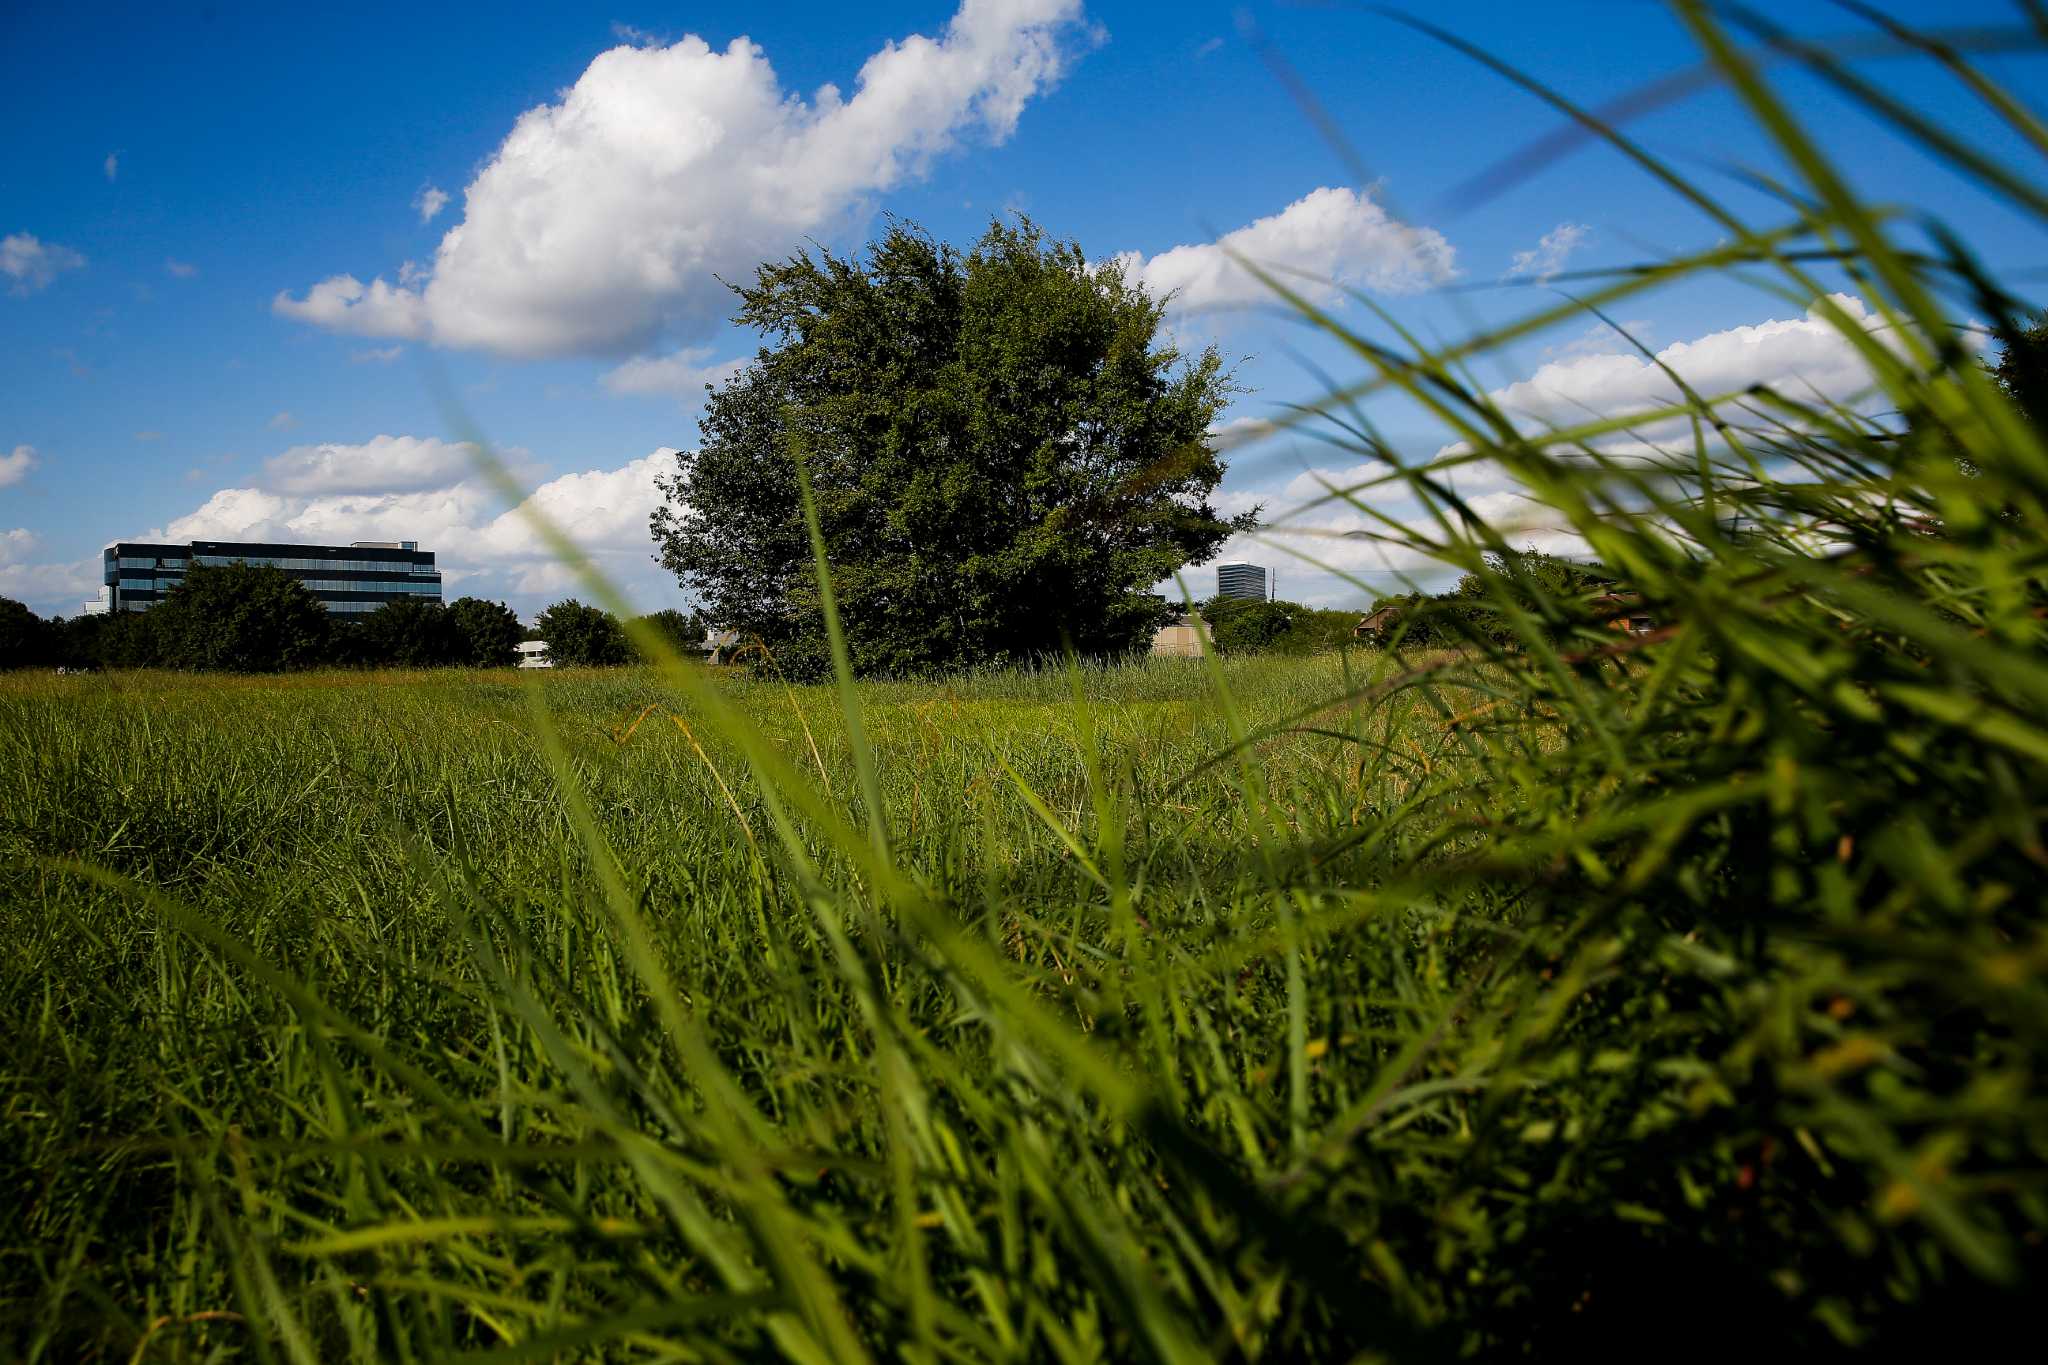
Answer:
1354, 604, 1405, 642
1593, 592, 1656, 635
1149, 619, 1207, 658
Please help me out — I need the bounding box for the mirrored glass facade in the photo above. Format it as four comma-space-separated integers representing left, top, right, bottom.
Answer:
102, 539, 442, 614
1215, 562, 1270, 602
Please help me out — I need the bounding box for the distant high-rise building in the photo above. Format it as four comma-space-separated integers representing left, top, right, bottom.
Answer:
101, 539, 442, 614
1216, 562, 1270, 602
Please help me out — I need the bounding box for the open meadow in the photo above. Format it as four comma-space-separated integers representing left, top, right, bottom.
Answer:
3, 655, 1506, 1360
4, 630, 2043, 1360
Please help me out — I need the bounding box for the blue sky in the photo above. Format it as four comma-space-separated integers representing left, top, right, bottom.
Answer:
2, 1, 2041, 617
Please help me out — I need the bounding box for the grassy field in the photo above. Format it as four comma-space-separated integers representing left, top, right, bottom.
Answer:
5, 655, 1514, 1361
3, 632, 2035, 1362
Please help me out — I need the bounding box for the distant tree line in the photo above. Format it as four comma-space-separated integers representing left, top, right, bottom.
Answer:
0, 563, 707, 672
1358, 550, 1630, 650
1192, 597, 1365, 656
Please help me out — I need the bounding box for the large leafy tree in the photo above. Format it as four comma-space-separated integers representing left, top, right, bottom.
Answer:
351, 598, 462, 668
535, 599, 629, 667
1990, 309, 2048, 428
151, 563, 331, 672
446, 597, 524, 667
628, 608, 708, 662
0, 597, 55, 670
650, 217, 1251, 675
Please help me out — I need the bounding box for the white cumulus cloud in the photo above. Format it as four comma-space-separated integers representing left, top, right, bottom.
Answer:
1200, 295, 1904, 609
276, 0, 1088, 358
150, 443, 684, 613
1114, 187, 1455, 320
2, 234, 87, 295
260, 435, 488, 496
0, 444, 34, 488
0, 527, 96, 614
1489, 293, 1893, 431
415, 185, 450, 222
1506, 221, 1589, 283
601, 346, 748, 402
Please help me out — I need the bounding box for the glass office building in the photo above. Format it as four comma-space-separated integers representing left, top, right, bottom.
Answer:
102, 539, 442, 614
1215, 562, 1270, 602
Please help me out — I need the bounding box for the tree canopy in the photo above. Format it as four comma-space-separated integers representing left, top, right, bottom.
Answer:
1990, 309, 2048, 428
536, 599, 630, 667
4, 585, 533, 672
343, 597, 460, 668
650, 217, 1251, 676
446, 597, 525, 668
0, 597, 55, 670
151, 563, 332, 672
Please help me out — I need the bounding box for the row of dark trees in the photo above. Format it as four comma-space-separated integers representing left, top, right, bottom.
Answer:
0, 563, 704, 673
1358, 551, 1629, 650
1194, 596, 1366, 656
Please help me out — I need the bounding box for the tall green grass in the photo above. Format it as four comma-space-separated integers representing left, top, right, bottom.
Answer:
5, 4, 2048, 1358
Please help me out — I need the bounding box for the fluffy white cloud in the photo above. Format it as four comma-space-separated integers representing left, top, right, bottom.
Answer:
1206, 416, 1279, 453
277, 0, 1087, 358
1201, 296, 1902, 608
150, 443, 683, 614
601, 346, 748, 401
0, 444, 34, 488
260, 435, 488, 496
1114, 187, 1455, 320
1507, 222, 1588, 283
275, 275, 426, 339
2, 234, 86, 295
0, 527, 96, 614
1489, 293, 1891, 433
415, 185, 449, 222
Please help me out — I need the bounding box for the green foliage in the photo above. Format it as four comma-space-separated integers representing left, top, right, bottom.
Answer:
53, 610, 163, 670
0, 598, 54, 670
345, 597, 461, 668
1200, 596, 1365, 655
651, 216, 1252, 676
149, 562, 332, 672
446, 595, 524, 667
1201, 596, 1301, 653
535, 597, 630, 666
1990, 309, 2048, 428
628, 606, 707, 661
